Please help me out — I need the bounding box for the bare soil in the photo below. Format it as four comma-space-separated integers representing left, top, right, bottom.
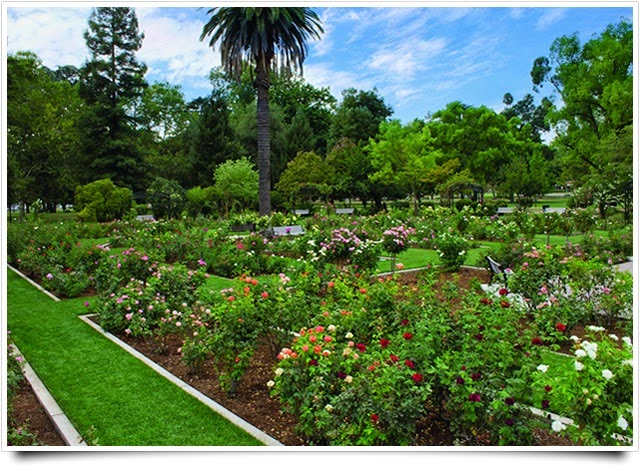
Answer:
8, 379, 66, 446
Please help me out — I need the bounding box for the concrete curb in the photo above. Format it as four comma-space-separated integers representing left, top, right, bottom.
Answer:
79, 314, 284, 447
10, 345, 87, 446
8, 264, 61, 302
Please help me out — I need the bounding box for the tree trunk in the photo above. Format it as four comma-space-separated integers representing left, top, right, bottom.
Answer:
256, 63, 271, 217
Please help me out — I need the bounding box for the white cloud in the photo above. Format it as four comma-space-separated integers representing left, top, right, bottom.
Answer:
536, 8, 568, 31
368, 37, 447, 80
136, 8, 217, 88
303, 62, 374, 101
6, 7, 91, 68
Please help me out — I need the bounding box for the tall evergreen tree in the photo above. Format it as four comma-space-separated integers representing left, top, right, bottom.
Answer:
79, 7, 149, 192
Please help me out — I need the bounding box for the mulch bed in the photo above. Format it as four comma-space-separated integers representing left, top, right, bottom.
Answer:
8, 379, 67, 446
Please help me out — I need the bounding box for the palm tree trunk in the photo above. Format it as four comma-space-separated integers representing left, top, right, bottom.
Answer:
256, 63, 271, 217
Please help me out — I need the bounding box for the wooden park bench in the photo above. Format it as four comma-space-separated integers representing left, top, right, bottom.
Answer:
335, 208, 354, 215
486, 256, 508, 285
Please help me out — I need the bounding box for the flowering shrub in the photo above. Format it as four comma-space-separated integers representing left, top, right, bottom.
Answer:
381, 225, 414, 255
270, 271, 551, 446
271, 322, 432, 445
97, 263, 205, 348
307, 227, 381, 271
434, 230, 468, 271
530, 327, 633, 445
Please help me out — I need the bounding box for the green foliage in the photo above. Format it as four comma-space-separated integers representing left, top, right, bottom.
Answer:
534, 19, 632, 186
97, 263, 206, 341
185, 186, 216, 218
328, 87, 393, 148
213, 157, 259, 215
79, 7, 149, 192
276, 151, 332, 205
434, 230, 469, 271
146, 177, 187, 220
75, 178, 133, 223
7, 52, 83, 212
367, 119, 437, 214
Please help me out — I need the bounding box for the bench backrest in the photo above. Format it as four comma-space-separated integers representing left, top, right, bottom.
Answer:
335, 208, 354, 214
272, 225, 305, 236
486, 256, 505, 276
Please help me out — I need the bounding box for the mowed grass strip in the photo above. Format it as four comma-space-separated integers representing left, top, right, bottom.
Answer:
6, 269, 263, 446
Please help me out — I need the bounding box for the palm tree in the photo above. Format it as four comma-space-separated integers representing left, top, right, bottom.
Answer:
200, 7, 323, 216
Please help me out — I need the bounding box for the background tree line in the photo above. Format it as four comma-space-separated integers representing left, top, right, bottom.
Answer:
6, 7, 633, 219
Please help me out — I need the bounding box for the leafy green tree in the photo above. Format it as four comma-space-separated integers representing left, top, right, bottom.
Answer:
325, 138, 374, 205
500, 150, 552, 209
502, 92, 554, 143
185, 186, 216, 218
185, 92, 240, 187
75, 178, 132, 222
146, 177, 187, 220
328, 87, 393, 149
531, 19, 632, 188
276, 151, 332, 207
79, 7, 149, 192
201, 7, 324, 216
367, 120, 436, 214
271, 76, 336, 155
213, 158, 259, 216
7, 52, 84, 217
430, 103, 515, 187
136, 82, 190, 140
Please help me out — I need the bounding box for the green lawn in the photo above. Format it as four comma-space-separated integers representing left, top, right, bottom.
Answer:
7, 268, 264, 446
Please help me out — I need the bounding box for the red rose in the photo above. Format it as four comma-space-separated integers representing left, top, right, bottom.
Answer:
500, 300, 511, 308
371, 414, 379, 423
261, 291, 269, 299
412, 373, 423, 383
545, 385, 553, 393
532, 337, 543, 346
403, 332, 413, 340
468, 393, 481, 402
405, 360, 415, 369
499, 288, 509, 296
380, 338, 390, 348
389, 354, 399, 363
555, 323, 566, 332
356, 343, 366, 352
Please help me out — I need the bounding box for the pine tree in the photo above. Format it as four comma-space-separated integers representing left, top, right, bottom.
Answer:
79, 7, 149, 193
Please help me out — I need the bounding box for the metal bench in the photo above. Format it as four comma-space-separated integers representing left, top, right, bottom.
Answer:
496, 207, 513, 215
335, 208, 354, 215
486, 256, 508, 285
293, 209, 310, 216
271, 225, 305, 236
542, 207, 566, 214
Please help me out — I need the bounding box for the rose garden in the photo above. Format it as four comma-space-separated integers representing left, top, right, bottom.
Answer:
6, 6, 635, 450
6, 201, 634, 446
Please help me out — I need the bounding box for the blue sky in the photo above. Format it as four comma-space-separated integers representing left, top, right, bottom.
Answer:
4, 2, 635, 122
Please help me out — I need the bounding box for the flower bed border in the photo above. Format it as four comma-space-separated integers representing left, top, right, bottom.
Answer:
8, 344, 87, 447
78, 314, 283, 446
